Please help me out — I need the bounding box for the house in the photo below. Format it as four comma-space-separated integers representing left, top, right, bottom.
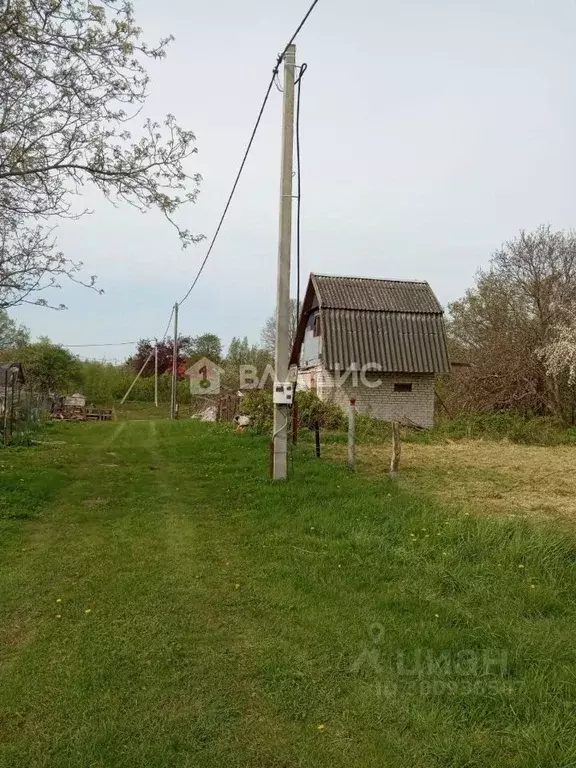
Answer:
289, 274, 451, 428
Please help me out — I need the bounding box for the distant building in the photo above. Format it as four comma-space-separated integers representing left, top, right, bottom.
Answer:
0, 362, 25, 405
64, 393, 86, 408
290, 274, 451, 428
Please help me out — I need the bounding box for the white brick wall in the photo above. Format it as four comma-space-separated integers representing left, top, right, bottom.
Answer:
298, 367, 435, 428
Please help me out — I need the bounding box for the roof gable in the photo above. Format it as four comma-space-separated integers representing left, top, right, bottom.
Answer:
290, 273, 450, 373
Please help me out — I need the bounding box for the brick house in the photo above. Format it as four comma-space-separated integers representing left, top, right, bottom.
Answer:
289, 274, 450, 428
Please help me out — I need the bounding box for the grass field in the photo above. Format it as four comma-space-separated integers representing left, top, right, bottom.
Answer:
1, 419, 576, 767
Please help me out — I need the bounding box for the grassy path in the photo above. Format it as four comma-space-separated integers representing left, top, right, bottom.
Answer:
1, 420, 576, 767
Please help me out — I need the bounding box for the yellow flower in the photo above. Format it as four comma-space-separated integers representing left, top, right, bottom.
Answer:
317, 724, 325, 731
518, 565, 525, 569
56, 614, 61, 619
84, 608, 92, 614
434, 614, 440, 618
56, 598, 62, 603
235, 584, 240, 589
530, 584, 536, 589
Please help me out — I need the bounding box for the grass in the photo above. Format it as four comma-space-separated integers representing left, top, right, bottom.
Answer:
1, 420, 576, 766
326, 439, 576, 527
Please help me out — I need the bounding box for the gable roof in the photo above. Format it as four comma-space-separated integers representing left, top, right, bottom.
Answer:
311, 274, 443, 313
290, 274, 450, 374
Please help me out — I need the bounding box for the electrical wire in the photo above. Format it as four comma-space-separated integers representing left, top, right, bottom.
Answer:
295, 62, 307, 323
177, 0, 322, 307
160, 304, 175, 342
63, 341, 139, 348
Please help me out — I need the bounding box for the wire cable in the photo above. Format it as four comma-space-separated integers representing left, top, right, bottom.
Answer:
177, 0, 321, 307
295, 62, 307, 322
63, 341, 139, 348
160, 305, 175, 342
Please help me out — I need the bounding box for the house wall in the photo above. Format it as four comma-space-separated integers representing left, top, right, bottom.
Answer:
300, 299, 321, 369
298, 366, 435, 428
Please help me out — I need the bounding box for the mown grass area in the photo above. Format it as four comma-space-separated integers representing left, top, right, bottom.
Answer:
1, 420, 576, 766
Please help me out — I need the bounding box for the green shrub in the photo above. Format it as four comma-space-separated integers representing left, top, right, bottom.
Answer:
296, 390, 345, 431
241, 389, 274, 433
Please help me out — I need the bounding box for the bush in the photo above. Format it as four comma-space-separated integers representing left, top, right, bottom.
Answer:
239, 390, 346, 435
241, 389, 274, 433
296, 390, 345, 431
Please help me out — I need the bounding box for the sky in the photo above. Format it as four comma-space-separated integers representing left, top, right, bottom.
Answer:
10, 0, 576, 360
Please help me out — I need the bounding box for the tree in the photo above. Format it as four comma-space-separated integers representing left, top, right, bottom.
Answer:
0, 0, 201, 309
187, 333, 222, 361
16, 340, 81, 394
260, 299, 299, 354
0, 310, 29, 348
128, 337, 190, 376
445, 226, 576, 421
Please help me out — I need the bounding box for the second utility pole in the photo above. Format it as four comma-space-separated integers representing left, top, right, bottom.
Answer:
154, 339, 159, 408
170, 302, 179, 419
272, 44, 296, 480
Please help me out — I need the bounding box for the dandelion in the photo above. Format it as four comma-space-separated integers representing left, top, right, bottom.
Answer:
434, 614, 439, 618
56, 598, 62, 603
235, 583, 240, 589
56, 614, 61, 619
442, 552, 447, 556
84, 608, 92, 614
317, 724, 325, 731
518, 565, 525, 569
530, 584, 536, 589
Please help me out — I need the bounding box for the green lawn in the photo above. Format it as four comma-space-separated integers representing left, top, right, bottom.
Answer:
1, 419, 576, 767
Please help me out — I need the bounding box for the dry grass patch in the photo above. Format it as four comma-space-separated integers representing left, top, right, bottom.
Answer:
328, 440, 576, 524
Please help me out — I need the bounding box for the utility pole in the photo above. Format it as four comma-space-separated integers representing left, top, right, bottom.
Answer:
170, 302, 179, 420
272, 44, 296, 480
154, 339, 159, 408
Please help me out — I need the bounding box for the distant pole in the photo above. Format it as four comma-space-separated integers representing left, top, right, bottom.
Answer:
154, 339, 159, 408
314, 420, 321, 458
348, 398, 356, 470
120, 350, 153, 405
170, 302, 179, 420
272, 43, 296, 480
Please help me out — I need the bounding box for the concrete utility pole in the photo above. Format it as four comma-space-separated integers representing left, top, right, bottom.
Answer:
170, 302, 179, 420
272, 44, 296, 480
154, 339, 159, 408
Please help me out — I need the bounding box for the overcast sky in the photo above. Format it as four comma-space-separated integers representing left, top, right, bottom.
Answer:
10, 0, 576, 360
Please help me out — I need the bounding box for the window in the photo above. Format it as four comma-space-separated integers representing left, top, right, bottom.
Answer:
394, 382, 413, 393
313, 314, 321, 337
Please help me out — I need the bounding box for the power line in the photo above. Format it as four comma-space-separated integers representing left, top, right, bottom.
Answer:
295, 62, 307, 322
63, 341, 138, 348
177, 0, 321, 307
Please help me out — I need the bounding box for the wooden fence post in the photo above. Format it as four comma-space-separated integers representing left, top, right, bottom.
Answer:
348, 398, 356, 470
389, 421, 401, 478
315, 420, 321, 458
292, 401, 299, 445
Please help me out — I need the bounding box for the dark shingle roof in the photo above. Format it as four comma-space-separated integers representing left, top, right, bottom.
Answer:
312, 274, 443, 313
290, 274, 450, 374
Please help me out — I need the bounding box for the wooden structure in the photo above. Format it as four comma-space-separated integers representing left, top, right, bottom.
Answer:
0, 363, 25, 446
217, 392, 240, 422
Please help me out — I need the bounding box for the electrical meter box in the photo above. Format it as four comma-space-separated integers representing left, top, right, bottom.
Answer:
273, 382, 294, 405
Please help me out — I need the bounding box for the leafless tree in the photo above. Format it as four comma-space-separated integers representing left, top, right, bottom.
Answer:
445, 226, 576, 422
260, 298, 299, 354
0, 0, 202, 309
